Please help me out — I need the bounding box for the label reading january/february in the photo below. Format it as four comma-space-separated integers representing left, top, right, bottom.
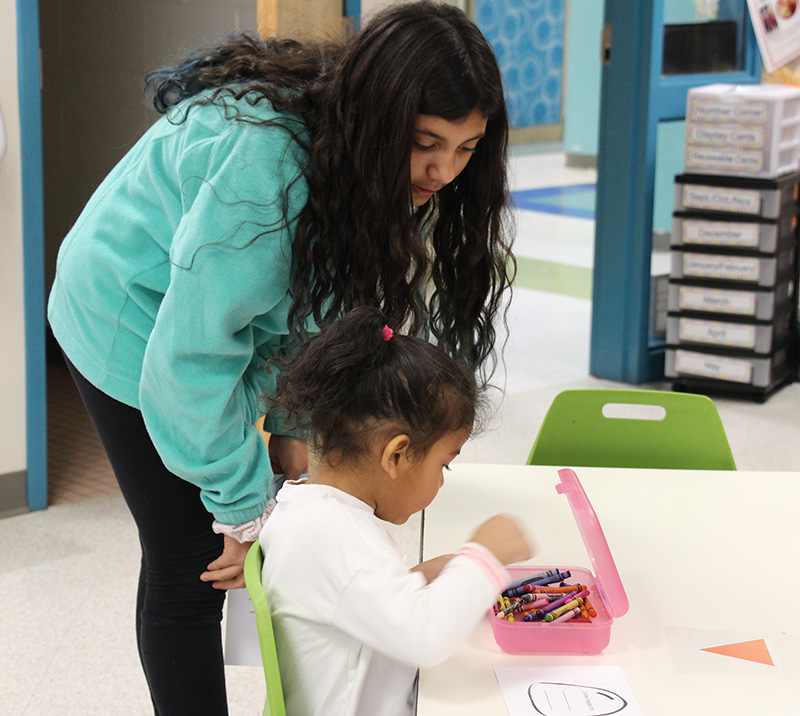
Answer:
681, 219, 760, 248
682, 253, 761, 282
678, 317, 757, 349
674, 349, 753, 384
677, 286, 757, 315
682, 184, 762, 214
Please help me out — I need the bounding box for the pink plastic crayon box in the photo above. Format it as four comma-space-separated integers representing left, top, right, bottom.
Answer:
489, 468, 629, 655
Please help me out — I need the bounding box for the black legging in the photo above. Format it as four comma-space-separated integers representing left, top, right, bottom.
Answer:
64, 356, 229, 716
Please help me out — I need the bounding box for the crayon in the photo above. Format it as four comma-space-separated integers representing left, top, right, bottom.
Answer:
583, 597, 597, 618
504, 571, 572, 598
544, 597, 585, 622
532, 584, 586, 594
503, 568, 563, 592
550, 606, 582, 623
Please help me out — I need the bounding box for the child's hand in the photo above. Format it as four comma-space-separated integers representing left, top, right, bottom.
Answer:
468, 514, 536, 566
201, 535, 253, 589
411, 554, 455, 583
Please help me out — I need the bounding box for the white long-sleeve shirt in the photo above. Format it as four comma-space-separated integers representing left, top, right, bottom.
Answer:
259, 481, 509, 716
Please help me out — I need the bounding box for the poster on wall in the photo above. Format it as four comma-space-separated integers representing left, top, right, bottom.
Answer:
746, 0, 800, 72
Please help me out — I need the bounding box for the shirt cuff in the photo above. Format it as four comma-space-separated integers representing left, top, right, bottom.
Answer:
456, 542, 511, 593
212, 499, 277, 543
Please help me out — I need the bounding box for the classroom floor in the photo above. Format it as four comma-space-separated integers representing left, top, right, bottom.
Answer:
4, 147, 800, 716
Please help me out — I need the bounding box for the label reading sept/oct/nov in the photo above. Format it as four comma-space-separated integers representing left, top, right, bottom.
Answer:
682, 184, 762, 215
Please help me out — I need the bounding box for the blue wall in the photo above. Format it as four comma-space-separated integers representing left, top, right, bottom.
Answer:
475, 0, 564, 129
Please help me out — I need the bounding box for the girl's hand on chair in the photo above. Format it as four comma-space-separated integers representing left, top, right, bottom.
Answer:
201, 535, 254, 589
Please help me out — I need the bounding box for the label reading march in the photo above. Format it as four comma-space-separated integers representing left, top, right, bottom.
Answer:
677, 286, 757, 316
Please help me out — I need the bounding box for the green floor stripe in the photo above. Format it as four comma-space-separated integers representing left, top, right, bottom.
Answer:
513, 257, 593, 300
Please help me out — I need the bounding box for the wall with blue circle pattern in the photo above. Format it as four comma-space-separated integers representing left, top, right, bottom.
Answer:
474, 0, 564, 129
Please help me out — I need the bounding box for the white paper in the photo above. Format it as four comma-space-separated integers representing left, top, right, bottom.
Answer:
223, 588, 262, 667
494, 666, 645, 716
747, 0, 800, 73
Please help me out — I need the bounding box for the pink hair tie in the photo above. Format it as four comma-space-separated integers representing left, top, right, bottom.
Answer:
382, 325, 394, 342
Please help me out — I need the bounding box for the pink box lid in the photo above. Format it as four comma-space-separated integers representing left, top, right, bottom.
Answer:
556, 468, 629, 619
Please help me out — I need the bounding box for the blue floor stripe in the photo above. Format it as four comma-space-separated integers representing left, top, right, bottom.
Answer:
511, 182, 596, 219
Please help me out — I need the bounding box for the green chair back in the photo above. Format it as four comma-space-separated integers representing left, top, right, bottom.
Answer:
243, 541, 287, 716
527, 389, 736, 470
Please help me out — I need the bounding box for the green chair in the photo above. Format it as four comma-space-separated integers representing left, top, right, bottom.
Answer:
527, 389, 736, 470
243, 541, 287, 716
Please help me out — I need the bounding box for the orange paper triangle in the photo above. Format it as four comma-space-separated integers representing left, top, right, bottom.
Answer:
700, 638, 775, 666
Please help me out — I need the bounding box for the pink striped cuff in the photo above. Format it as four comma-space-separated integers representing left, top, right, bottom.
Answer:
457, 542, 510, 593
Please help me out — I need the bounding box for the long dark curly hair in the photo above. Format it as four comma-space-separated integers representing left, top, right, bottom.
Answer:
145, 1, 514, 379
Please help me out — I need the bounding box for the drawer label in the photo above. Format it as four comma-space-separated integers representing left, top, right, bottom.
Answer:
674, 349, 753, 384
677, 285, 757, 315
685, 146, 765, 174
688, 97, 769, 123
678, 317, 757, 349
682, 184, 762, 214
685, 123, 766, 148
681, 219, 761, 248
682, 253, 761, 282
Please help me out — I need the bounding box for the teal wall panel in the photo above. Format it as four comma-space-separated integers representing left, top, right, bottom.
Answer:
475, 0, 564, 128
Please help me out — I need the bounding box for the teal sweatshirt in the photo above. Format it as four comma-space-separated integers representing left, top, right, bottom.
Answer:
47, 91, 309, 525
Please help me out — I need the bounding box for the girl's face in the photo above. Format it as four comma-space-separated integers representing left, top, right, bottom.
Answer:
380, 428, 470, 524
409, 109, 487, 206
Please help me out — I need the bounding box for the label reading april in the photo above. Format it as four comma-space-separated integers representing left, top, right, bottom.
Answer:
682, 253, 761, 282
682, 185, 762, 214
677, 286, 757, 315
682, 220, 760, 248
678, 318, 757, 349
674, 349, 753, 384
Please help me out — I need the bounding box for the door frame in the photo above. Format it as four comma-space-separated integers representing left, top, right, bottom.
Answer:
590, 1, 761, 383
17, 0, 47, 510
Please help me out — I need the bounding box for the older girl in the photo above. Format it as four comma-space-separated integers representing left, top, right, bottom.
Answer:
47, 3, 513, 713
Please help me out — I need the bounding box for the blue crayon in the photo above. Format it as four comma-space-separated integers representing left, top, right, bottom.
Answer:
505, 571, 572, 598
503, 568, 563, 592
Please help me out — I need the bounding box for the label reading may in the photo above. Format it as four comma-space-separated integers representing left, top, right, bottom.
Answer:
674, 350, 753, 384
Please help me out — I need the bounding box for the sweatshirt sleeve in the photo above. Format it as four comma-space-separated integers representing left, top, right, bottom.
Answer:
332, 543, 510, 668
139, 113, 308, 526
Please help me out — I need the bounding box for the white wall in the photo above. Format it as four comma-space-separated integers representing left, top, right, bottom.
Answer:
41, 0, 258, 293
0, 0, 28, 478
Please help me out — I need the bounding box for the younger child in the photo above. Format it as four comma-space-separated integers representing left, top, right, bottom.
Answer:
259, 307, 534, 716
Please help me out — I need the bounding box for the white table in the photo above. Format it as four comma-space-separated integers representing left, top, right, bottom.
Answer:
417, 464, 800, 715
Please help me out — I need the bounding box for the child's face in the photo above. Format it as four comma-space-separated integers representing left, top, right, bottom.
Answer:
380, 428, 469, 524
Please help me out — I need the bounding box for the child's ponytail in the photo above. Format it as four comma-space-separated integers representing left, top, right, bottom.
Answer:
270, 306, 481, 462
